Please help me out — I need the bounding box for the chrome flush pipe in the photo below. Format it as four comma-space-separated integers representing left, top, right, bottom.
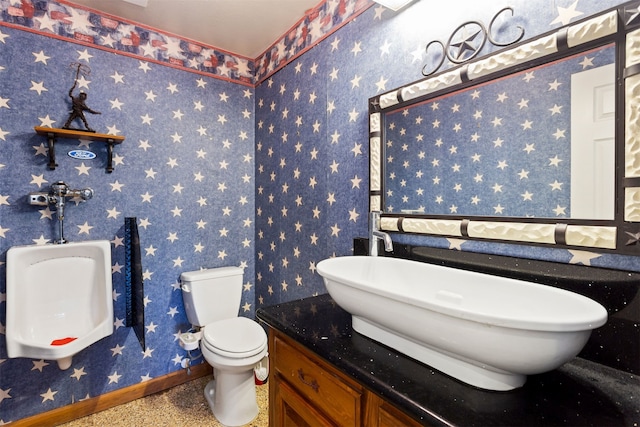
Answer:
369, 211, 393, 256
49, 181, 94, 244
51, 182, 67, 244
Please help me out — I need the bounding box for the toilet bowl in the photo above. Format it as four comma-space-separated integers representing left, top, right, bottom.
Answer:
6, 240, 113, 370
200, 317, 268, 426
180, 267, 268, 427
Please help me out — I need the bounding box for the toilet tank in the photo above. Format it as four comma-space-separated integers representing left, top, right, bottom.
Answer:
181, 266, 244, 327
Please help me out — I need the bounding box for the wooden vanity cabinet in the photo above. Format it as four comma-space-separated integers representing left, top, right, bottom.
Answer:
269, 330, 424, 427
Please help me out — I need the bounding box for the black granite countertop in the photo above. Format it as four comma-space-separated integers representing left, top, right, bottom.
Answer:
257, 294, 640, 427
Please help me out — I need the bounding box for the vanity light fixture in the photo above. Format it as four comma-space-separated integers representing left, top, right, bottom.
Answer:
372, 0, 414, 11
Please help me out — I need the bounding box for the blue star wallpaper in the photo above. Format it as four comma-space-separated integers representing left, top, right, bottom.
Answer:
0, 0, 635, 423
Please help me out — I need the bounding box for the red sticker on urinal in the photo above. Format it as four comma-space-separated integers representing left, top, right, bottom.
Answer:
51, 337, 77, 346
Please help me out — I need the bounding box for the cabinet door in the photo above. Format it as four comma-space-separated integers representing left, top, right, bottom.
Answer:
273, 334, 363, 426
274, 378, 335, 427
365, 392, 426, 427
377, 404, 422, 427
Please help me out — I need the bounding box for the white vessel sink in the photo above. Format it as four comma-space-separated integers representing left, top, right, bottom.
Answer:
316, 256, 607, 391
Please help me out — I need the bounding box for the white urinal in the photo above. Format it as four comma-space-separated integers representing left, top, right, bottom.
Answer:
6, 240, 113, 370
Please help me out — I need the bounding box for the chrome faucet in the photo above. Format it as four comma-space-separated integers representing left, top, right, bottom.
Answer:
369, 211, 393, 256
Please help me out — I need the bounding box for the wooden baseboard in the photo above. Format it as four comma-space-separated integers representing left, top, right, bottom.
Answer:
11, 363, 212, 427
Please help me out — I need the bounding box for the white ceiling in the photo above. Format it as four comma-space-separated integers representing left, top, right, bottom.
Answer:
69, 0, 323, 58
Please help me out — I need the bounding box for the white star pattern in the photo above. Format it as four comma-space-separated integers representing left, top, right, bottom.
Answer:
384, 46, 614, 217
0, 0, 632, 423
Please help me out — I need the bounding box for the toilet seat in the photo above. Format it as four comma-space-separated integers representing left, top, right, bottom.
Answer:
202, 317, 267, 359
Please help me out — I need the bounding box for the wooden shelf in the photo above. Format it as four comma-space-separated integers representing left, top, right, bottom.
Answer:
34, 126, 125, 172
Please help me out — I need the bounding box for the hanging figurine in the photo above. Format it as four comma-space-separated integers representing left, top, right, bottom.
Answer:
63, 63, 101, 132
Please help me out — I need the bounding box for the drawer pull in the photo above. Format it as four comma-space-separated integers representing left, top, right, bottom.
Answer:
297, 368, 320, 393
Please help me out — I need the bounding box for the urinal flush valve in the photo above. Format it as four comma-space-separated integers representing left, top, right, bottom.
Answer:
28, 181, 94, 244
50, 181, 94, 200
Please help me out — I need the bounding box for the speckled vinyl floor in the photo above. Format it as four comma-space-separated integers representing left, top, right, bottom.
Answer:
60, 375, 269, 427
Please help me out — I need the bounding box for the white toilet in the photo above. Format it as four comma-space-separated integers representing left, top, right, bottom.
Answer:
180, 267, 267, 427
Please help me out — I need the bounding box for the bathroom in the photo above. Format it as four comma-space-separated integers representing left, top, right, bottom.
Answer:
0, 0, 638, 425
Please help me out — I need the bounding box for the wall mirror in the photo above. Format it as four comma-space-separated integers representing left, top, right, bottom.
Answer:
369, 2, 640, 254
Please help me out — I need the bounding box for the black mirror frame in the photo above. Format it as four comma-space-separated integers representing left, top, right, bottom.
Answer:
369, 1, 640, 255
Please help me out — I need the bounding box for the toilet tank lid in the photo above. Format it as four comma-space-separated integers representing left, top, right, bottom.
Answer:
181, 266, 243, 282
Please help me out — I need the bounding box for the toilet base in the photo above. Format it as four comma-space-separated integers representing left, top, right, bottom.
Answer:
204, 369, 259, 427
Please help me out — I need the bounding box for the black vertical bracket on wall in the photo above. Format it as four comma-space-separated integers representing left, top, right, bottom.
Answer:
125, 217, 145, 350
44, 131, 57, 170
106, 139, 116, 172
